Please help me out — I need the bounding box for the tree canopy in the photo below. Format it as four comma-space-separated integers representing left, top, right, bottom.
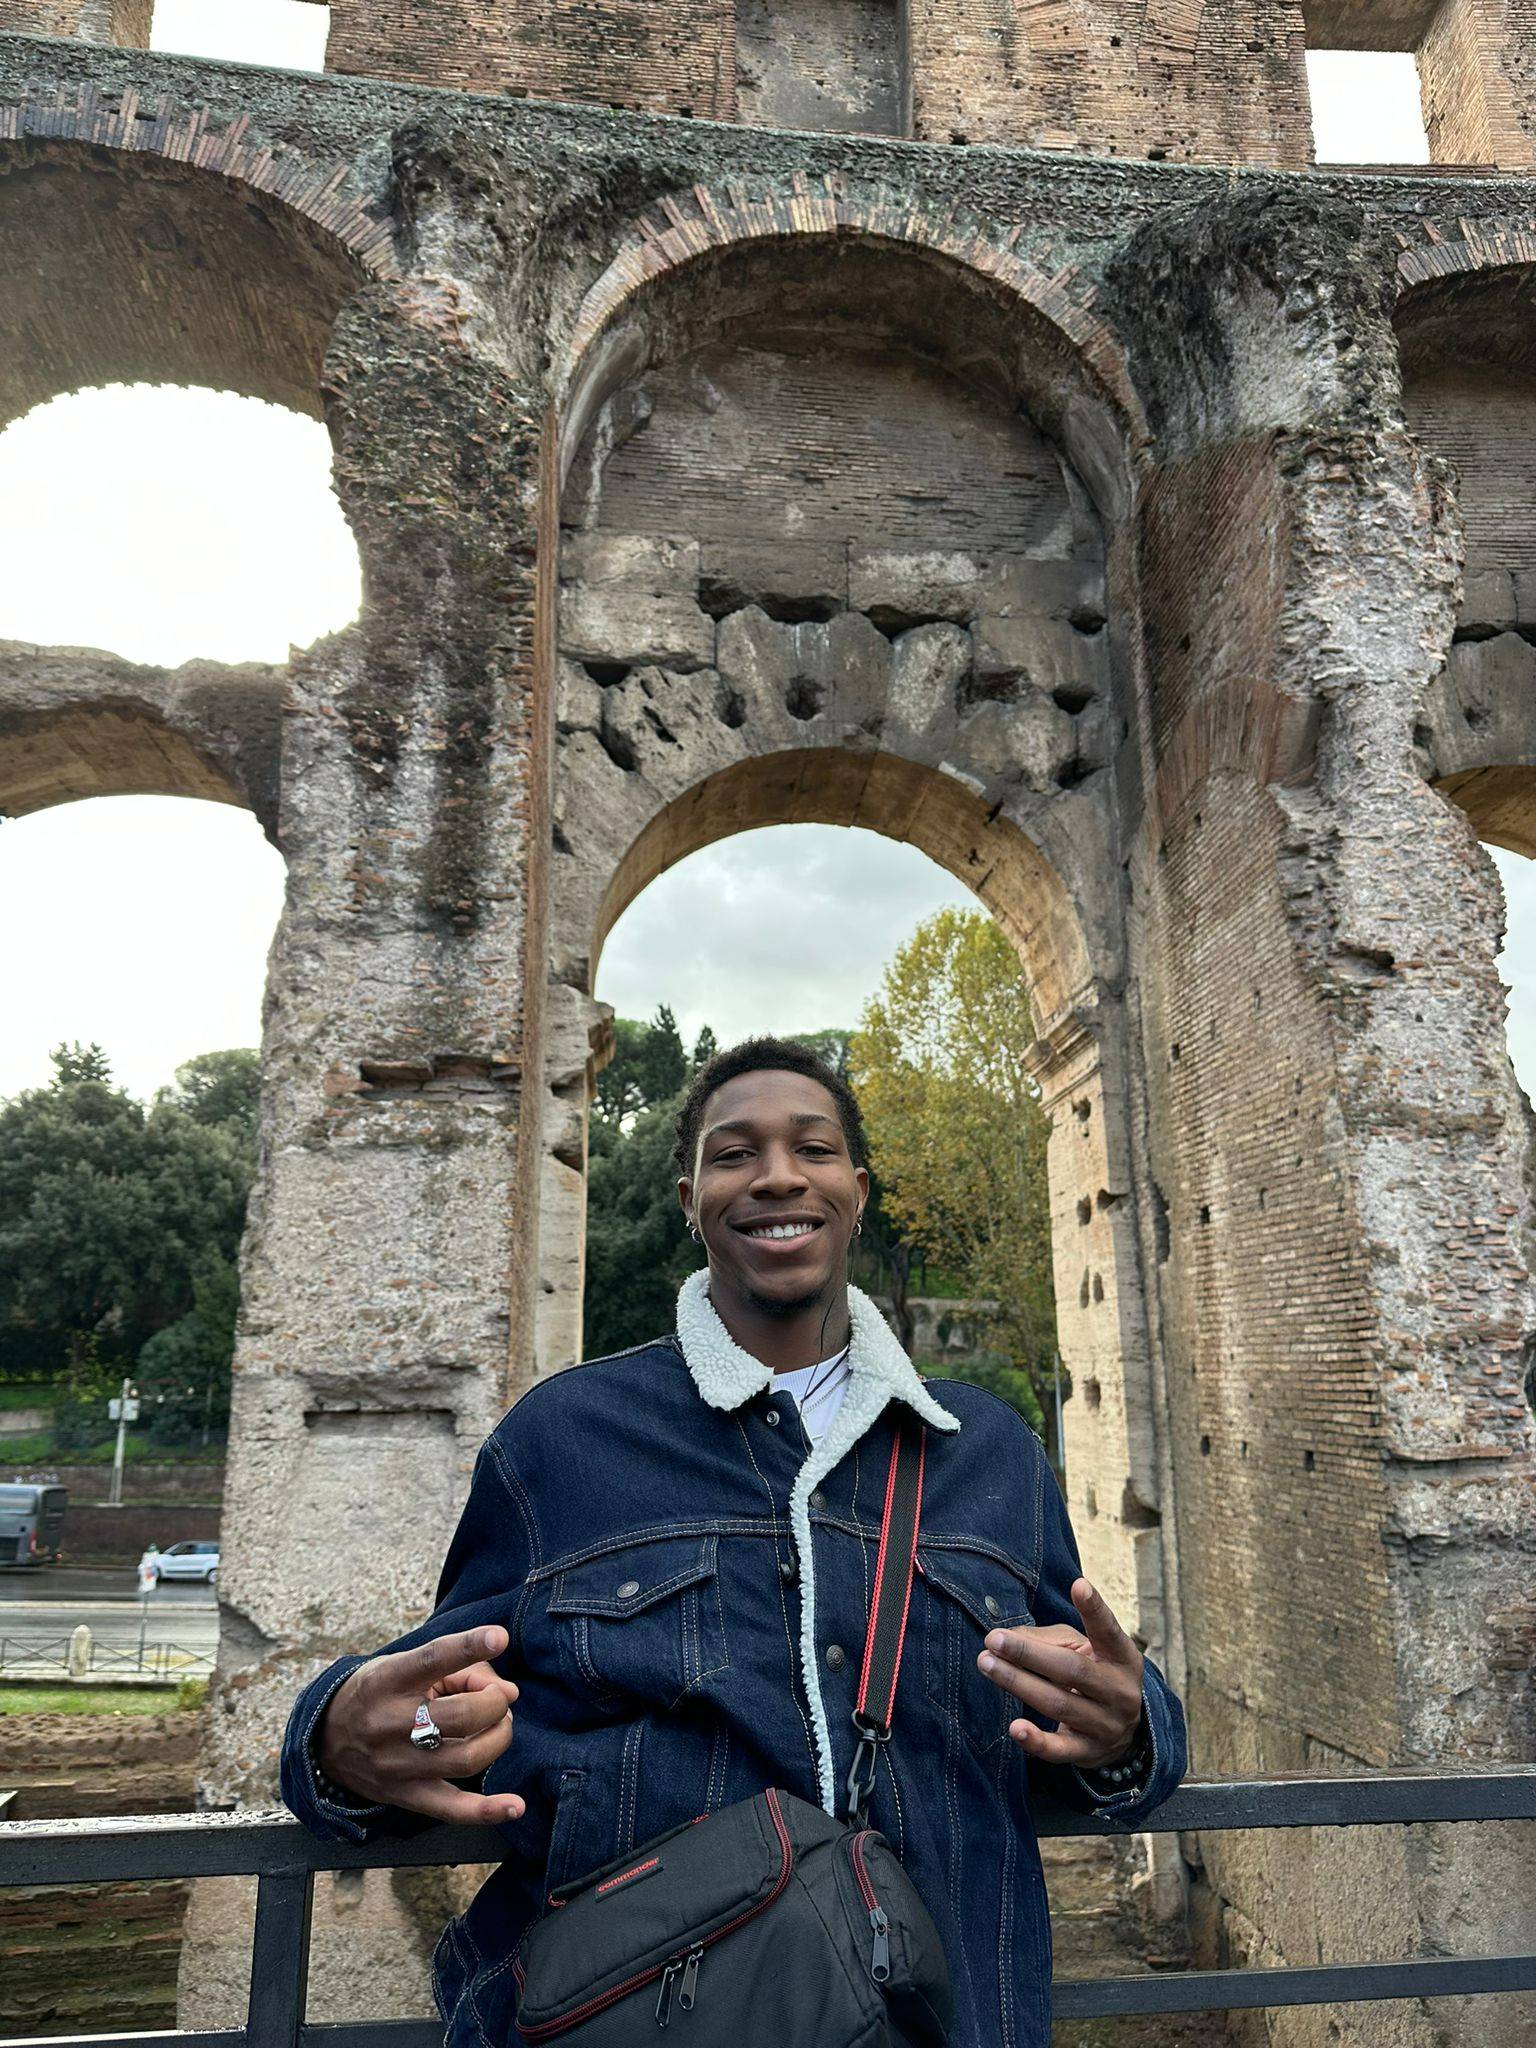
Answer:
851, 909, 1060, 1461
0, 1044, 258, 1445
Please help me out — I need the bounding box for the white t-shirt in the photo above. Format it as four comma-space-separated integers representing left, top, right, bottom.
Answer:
772, 1346, 851, 1446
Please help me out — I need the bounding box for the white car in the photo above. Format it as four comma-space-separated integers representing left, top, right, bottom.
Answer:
148, 1540, 219, 1584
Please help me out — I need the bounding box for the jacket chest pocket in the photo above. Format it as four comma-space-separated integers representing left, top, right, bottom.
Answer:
918, 1544, 1036, 1756
546, 1532, 729, 1711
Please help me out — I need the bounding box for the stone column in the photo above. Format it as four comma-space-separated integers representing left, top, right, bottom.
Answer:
1109, 189, 1536, 2046
179, 278, 554, 2024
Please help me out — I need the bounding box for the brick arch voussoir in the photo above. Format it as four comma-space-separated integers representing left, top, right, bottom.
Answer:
1394, 222, 1536, 300
0, 82, 398, 278
560, 172, 1146, 458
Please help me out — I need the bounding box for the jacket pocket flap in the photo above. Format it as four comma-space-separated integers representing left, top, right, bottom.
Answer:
547, 1533, 717, 1619
918, 1543, 1034, 1633
515, 1788, 792, 2032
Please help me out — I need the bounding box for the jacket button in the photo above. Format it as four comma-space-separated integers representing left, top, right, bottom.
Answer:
779, 1558, 798, 1585
765, 1407, 781, 1426
809, 1490, 828, 1512
616, 1580, 640, 1601
984, 1595, 1001, 1618
825, 1644, 846, 1672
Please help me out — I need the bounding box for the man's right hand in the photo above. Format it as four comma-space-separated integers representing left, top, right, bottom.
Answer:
316, 1625, 527, 1825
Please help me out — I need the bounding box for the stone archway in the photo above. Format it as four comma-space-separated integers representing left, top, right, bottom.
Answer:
535, 225, 1175, 1749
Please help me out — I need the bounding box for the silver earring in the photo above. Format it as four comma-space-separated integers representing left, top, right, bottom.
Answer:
689, 1224, 702, 1243
854, 1216, 864, 1238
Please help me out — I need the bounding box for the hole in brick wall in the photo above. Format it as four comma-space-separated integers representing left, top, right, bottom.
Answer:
718, 684, 748, 729
1305, 51, 1429, 165
1304, 1448, 1316, 1470
1076, 1196, 1092, 1225
1095, 1188, 1120, 1209
1083, 1377, 1101, 1409
584, 661, 632, 688
1199, 1203, 1210, 1225
152, 0, 330, 70
785, 678, 826, 720
1084, 1485, 1098, 1518
1239, 1440, 1248, 1458
1073, 1097, 1091, 1122
1258, 1188, 1266, 1210
1054, 756, 1094, 791
1170, 1043, 1181, 1062
1200, 1434, 1211, 1455
1052, 682, 1095, 714
1152, 1183, 1170, 1262
553, 821, 574, 855
1092, 1273, 1104, 1302
1069, 608, 1107, 636
1079, 1269, 1091, 1308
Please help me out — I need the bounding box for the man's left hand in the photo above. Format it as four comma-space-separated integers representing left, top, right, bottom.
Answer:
977, 1578, 1145, 1768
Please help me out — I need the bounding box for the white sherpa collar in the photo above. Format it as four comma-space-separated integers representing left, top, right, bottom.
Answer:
674, 1266, 961, 1437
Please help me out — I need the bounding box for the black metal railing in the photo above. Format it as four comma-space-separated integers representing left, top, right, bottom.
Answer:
0, 1632, 214, 1679
2, 1767, 1534, 2044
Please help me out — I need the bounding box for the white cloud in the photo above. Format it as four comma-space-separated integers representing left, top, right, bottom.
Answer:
151, 0, 329, 71
0, 797, 284, 1101
1306, 50, 1430, 165
0, 387, 358, 668
595, 825, 976, 1047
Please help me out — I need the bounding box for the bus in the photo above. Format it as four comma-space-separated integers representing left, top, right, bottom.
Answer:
0, 1483, 67, 1565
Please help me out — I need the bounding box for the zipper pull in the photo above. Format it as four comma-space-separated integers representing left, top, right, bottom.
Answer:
869, 1904, 891, 1984
655, 1959, 680, 2028
679, 1944, 704, 2011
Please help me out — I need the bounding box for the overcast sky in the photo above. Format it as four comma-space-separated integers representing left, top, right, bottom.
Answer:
3, 22, 1526, 1102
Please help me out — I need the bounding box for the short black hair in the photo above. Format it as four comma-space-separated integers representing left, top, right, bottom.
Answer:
673, 1036, 869, 1176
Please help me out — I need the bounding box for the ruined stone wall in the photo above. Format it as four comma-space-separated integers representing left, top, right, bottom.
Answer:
326, 0, 735, 115
0, 38, 1532, 2046
0, 1, 147, 44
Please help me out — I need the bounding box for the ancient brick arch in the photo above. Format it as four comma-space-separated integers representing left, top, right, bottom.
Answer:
534, 221, 1167, 1710
0, 115, 379, 828
1397, 254, 1536, 856
0, 115, 387, 426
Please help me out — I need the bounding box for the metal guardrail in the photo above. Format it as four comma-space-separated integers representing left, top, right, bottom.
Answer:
0, 1768, 1533, 2042
0, 1633, 214, 1679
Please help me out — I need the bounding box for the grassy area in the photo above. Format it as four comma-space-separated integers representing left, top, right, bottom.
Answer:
0, 1679, 204, 1715
0, 1432, 225, 1466
0, 1380, 61, 1410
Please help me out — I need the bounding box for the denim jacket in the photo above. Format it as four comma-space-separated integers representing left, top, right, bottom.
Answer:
281, 1276, 1187, 2048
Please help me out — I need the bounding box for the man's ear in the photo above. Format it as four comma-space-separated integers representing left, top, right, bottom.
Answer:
677, 1176, 694, 1227
855, 1165, 870, 1211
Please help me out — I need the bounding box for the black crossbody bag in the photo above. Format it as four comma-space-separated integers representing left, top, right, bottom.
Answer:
511, 1414, 953, 2045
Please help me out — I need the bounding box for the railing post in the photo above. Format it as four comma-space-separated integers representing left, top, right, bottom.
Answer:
246, 1869, 314, 2048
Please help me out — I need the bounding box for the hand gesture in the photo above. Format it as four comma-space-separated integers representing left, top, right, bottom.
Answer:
316, 1625, 527, 1825
977, 1578, 1145, 1768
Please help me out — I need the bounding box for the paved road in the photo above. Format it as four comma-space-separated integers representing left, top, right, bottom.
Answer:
0, 1565, 218, 1675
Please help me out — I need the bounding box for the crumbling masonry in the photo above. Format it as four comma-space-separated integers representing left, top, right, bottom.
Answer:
0, 4, 1532, 2042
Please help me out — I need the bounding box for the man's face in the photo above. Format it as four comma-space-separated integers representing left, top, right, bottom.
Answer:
679, 1068, 868, 1317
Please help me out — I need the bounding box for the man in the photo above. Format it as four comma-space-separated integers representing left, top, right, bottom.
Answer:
282, 1037, 1187, 2046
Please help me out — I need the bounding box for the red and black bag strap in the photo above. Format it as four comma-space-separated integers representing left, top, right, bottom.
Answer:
844, 1410, 926, 1822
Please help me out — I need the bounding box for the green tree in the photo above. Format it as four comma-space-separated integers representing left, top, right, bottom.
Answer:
850, 910, 1060, 1464
583, 1095, 702, 1356
136, 1247, 240, 1446
0, 1047, 254, 1418
162, 1048, 261, 1142
690, 1025, 719, 1071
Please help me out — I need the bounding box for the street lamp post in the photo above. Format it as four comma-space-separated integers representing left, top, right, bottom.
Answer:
106, 1378, 139, 1509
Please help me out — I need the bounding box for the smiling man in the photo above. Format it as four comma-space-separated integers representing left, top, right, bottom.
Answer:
281, 1037, 1187, 2047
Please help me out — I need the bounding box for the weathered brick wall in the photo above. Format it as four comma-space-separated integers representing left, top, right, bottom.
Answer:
907, 0, 1314, 162
0, 0, 148, 43
736, 0, 900, 133
325, 0, 735, 115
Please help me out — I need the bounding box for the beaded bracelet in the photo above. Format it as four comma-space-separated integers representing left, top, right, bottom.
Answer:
1083, 1715, 1153, 1793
